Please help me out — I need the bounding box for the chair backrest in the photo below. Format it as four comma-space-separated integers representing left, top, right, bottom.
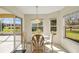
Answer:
32, 34, 44, 52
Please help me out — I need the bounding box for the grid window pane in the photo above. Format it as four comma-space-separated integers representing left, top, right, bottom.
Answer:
32, 20, 43, 34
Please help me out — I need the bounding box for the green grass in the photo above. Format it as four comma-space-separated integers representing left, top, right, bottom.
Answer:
66, 30, 79, 41
2, 27, 21, 33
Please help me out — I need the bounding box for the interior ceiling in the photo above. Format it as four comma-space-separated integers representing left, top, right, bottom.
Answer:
0, 8, 12, 14
16, 6, 64, 14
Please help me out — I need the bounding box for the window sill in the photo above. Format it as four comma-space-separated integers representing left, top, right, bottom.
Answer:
65, 37, 79, 43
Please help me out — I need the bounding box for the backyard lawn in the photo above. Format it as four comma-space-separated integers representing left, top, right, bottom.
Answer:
2, 27, 21, 33
66, 30, 79, 41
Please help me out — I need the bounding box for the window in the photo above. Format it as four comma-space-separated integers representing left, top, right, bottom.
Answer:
2, 18, 14, 34
14, 17, 22, 34
0, 17, 22, 35
50, 19, 57, 35
0, 19, 2, 31
32, 20, 43, 34
64, 11, 79, 42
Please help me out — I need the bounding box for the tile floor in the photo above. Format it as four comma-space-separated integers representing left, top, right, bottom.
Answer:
25, 43, 69, 53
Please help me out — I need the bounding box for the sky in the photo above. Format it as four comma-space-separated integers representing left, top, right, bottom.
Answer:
1, 18, 21, 24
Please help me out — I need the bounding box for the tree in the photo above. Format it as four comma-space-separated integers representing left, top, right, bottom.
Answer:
0, 20, 2, 31
66, 17, 72, 31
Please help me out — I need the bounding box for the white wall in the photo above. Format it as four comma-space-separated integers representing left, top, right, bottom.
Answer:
44, 6, 79, 52
24, 15, 32, 42
24, 14, 50, 42
18, 6, 79, 52
58, 6, 79, 52
34, 6, 79, 52
5, 6, 79, 53
24, 12, 62, 44
48, 11, 61, 44
4, 6, 79, 52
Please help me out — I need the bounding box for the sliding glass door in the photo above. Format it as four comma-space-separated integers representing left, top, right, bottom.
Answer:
0, 17, 14, 53
14, 17, 22, 50
0, 14, 22, 53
